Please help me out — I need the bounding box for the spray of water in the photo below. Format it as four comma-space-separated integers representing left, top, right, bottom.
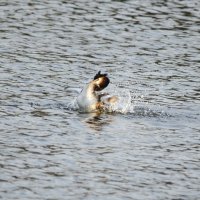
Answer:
67, 82, 170, 117
103, 86, 132, 114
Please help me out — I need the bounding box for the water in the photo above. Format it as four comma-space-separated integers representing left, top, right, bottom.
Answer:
1, 0, 200, 199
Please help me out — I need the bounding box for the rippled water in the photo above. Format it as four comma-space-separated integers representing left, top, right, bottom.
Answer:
1, 0, 200, 199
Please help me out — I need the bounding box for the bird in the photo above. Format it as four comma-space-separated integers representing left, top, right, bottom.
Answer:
77, 71, 118, 112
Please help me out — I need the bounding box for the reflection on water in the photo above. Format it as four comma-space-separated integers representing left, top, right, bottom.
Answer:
1, 0, 200, 199
82, 113, 114, 132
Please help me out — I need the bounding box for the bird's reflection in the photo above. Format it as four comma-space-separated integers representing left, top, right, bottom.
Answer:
81, 112, 113, 132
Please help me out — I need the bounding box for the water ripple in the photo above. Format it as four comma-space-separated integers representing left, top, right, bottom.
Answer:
1, 0, 200, 199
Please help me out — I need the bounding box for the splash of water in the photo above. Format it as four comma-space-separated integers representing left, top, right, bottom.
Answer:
66, 83, 170, 117
106, 82, 170, 117
104, 87, 132, 114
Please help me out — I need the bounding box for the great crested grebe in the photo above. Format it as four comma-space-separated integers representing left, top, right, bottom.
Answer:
77, 71, 118, 112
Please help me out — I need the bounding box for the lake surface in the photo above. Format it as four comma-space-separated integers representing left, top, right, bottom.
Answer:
0, 0, 200, 199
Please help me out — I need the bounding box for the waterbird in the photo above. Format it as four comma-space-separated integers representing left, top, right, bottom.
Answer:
77, 71, 118, 112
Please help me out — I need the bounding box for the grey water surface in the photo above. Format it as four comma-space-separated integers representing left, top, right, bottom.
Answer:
0, 0, 200, 199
